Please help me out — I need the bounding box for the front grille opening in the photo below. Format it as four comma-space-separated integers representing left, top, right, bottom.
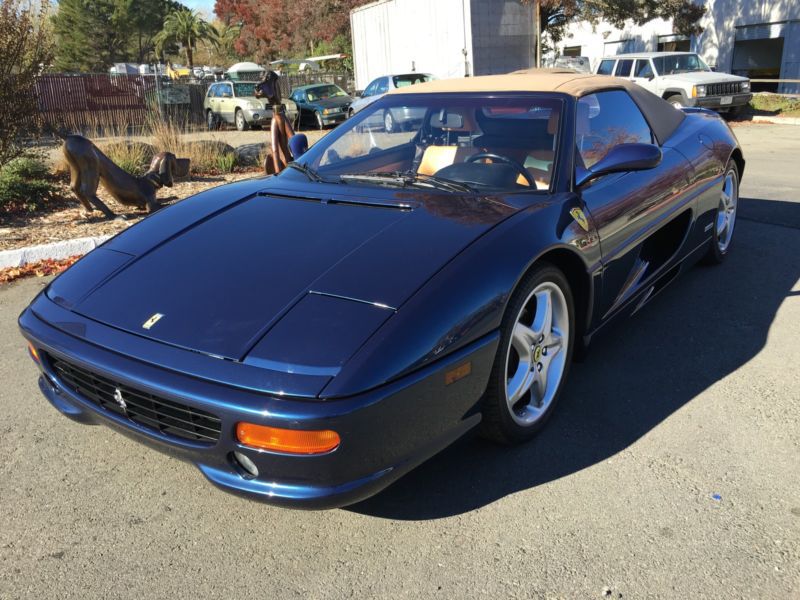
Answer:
47, 354, 221, 444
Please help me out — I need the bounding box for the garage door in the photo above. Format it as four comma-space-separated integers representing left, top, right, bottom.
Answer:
733, 23, 786, 92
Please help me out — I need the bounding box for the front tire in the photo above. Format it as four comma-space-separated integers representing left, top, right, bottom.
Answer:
481, 263, 575, 444
703, 161, 739, 264
666, 94, 685, 110
235, 109, 249, 131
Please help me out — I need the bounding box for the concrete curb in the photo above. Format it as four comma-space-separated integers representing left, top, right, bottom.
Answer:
0, 235, 111, 270
749, 115, 800, 126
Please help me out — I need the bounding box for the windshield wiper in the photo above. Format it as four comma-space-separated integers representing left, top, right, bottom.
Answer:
286, 161, 325, 182
339, 171, 475, 193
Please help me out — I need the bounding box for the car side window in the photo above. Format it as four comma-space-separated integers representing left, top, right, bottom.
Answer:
614, 59, 633, 77
207, 84, 218, 97
634, 60, 654, 78
576, 90, 654, 170
363, 79, 378, 97
597, 59, 615, 75
220, 84, 232, 98
375, 77, 389, 94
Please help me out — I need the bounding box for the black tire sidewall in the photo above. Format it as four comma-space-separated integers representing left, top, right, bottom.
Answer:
482, 263, 576, 443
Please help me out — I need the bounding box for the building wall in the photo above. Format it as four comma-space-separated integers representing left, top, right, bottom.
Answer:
350, 0, 536, 89
350, 0, 473, 90
550, 1, 800, 93
470, 0, 535, 76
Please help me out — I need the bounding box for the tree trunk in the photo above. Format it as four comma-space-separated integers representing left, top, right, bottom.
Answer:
186, 44, 193, 71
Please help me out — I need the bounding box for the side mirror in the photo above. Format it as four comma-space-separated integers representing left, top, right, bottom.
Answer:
576, 143, 662, 187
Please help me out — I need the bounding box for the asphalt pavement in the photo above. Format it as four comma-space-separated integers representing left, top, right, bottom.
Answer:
1, 123, 798, 599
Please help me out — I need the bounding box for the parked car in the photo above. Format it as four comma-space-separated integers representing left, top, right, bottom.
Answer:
289, 83, 353, 129
349, 73, 434, 130
596, 52, 752, 114
21, 72, 744, 509
203, 81, 299, 131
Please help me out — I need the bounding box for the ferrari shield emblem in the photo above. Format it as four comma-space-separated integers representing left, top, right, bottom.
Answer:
142, 313, 164, 330
570, 207, 590, 232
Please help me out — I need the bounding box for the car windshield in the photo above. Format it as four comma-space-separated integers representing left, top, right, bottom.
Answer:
652, 54, 710, 75
393, 74, 433, 88
234, 83, 256, 97
293, 94, 563, 193
306, 85, 347, 101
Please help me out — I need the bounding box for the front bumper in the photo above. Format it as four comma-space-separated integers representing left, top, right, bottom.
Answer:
693, 93, 752, 110
320, 112, 348, 125
244, 107, 299, 125
19, 296, 495, 509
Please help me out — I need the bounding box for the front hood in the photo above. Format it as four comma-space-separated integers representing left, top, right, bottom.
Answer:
67, 184, 517, 363
664, 71, 748, 84
314, 97, 352, 109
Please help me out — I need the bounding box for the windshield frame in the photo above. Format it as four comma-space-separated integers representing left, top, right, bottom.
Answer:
291, 91, 567, 196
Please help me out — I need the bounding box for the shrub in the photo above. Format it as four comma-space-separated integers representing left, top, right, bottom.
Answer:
0, 155, 56, 212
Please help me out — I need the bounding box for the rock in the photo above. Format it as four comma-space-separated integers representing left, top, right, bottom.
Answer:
234, 143, 268, 167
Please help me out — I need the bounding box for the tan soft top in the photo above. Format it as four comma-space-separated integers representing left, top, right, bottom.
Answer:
389, 69, 685, 145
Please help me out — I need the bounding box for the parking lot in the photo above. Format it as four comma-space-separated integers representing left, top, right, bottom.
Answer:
0, 123, 798, 599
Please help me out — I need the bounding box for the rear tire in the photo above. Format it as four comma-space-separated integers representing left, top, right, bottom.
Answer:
703, 161, 739, 265
206, 110, 218, 131
384, 109, 395, 133
480, 262, 575, 444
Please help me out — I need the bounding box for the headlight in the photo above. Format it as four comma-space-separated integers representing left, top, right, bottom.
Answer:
322, 108, 331, 115
741, 80, 751, 92
694, 85, 707, 98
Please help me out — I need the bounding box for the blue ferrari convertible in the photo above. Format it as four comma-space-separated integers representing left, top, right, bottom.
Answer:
20, 71, 744, 508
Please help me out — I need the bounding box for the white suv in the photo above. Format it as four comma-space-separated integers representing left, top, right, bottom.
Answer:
596, 52, 752, 115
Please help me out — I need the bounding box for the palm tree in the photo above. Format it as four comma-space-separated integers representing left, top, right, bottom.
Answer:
155, 8, 211, 71
208, 21, 242, 62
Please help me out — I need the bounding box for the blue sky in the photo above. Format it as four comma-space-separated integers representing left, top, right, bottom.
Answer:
182, 0, 215, 17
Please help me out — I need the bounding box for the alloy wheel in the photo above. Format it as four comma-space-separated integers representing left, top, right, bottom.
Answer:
505, 282, 569, 426
716, 168, 738, 253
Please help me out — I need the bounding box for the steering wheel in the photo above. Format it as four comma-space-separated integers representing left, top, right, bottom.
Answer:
466, 152, 535, 187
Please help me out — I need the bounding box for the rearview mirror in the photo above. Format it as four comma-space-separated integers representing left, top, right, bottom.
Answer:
576, 143, 662, 187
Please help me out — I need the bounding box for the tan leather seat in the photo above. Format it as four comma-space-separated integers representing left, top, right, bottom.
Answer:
418, 146, 477, 176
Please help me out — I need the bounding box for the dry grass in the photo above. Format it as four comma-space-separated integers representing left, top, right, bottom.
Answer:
149, 118, 236, 174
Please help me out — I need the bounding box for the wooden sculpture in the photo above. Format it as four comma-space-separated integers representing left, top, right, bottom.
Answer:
255, 70, 296, 174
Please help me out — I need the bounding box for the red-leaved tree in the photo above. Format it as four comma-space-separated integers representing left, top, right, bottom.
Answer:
214, 0, 365, 63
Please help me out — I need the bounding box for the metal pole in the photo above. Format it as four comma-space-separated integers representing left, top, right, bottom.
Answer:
535, 0, 541, 68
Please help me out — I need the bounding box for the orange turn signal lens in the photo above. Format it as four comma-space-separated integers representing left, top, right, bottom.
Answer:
236, 423, 340, 455
27, 343, 40, 363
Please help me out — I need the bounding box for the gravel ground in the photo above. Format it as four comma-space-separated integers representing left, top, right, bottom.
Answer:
0, 125, 798, 599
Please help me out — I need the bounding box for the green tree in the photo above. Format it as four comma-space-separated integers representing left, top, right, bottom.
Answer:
155, 8, 211, 70
51, 0, 129, 71
0, 0, 54, 167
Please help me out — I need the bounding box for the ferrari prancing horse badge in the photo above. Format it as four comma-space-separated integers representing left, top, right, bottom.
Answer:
570, 207, 590, 232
